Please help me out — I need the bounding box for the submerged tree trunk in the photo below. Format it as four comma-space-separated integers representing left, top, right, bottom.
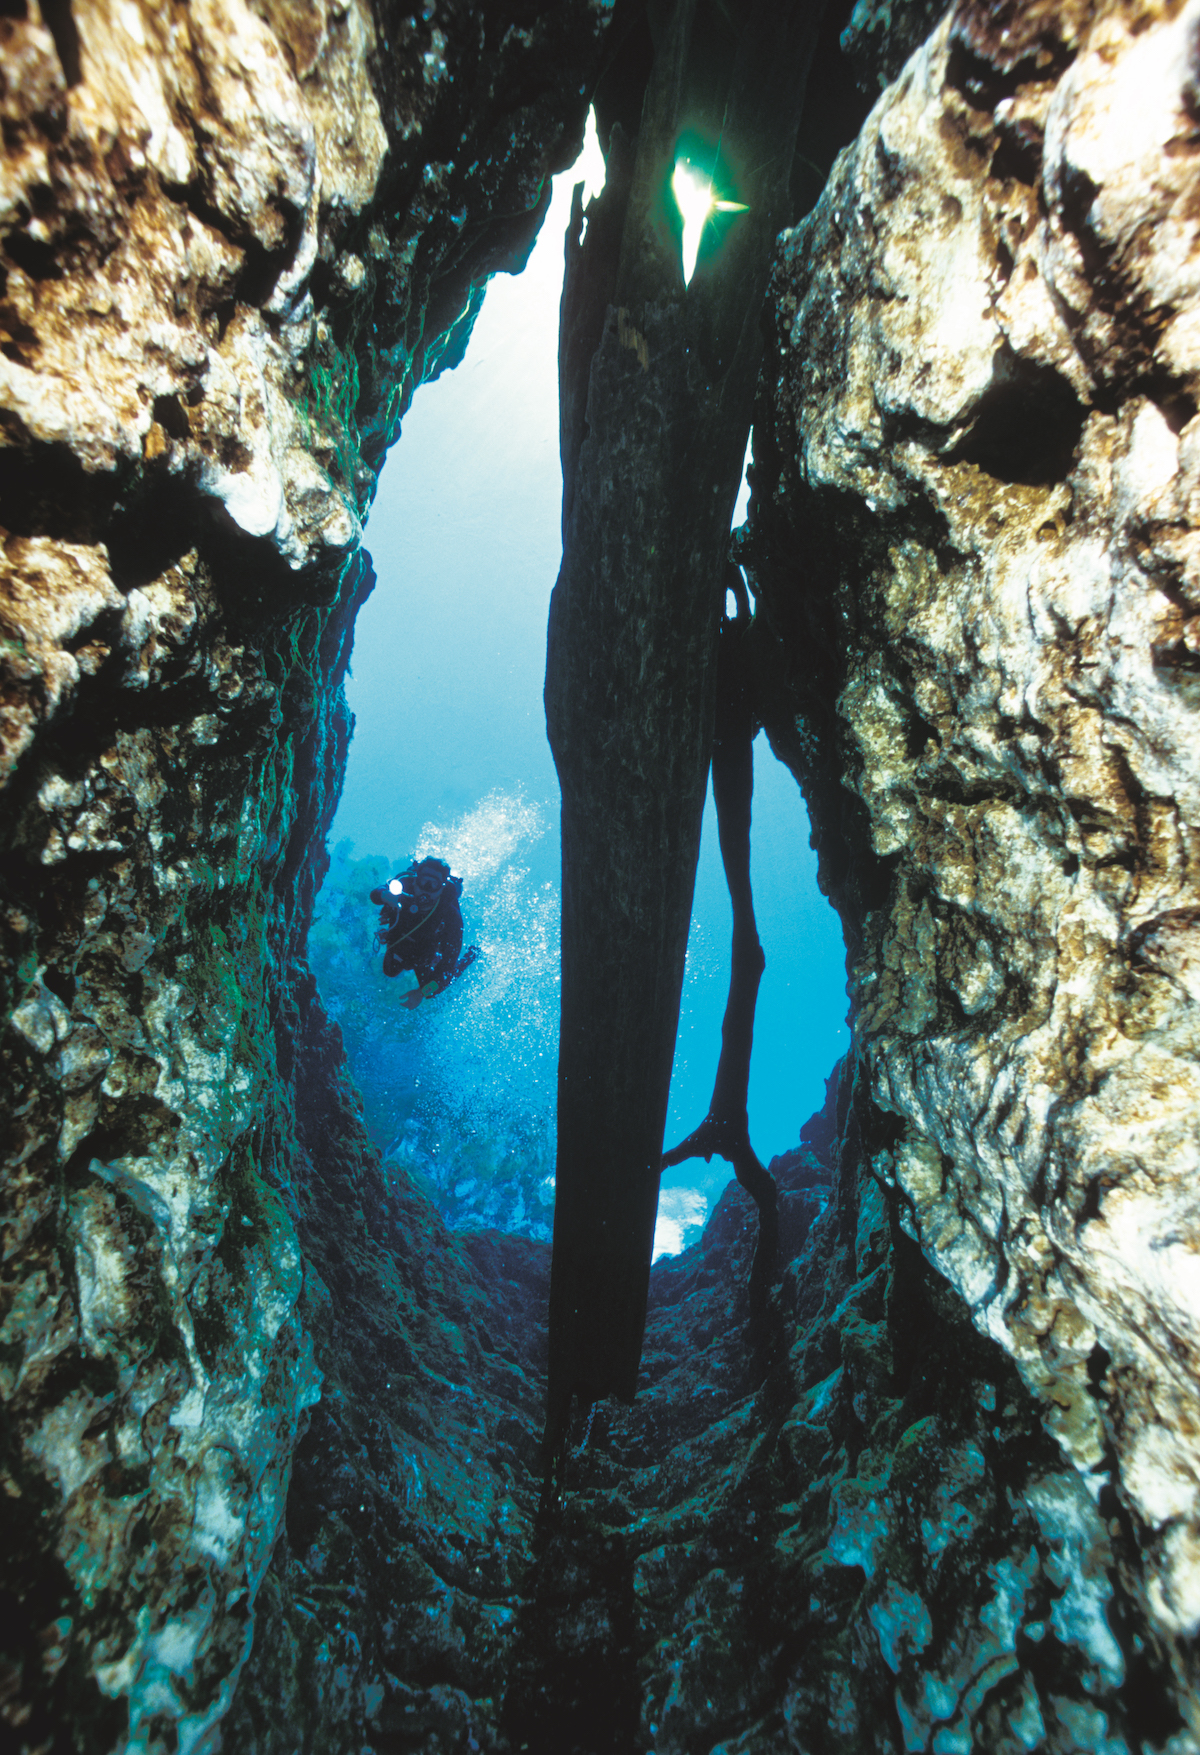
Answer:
662, 571, 779, 1307
542, 0, 825, 1493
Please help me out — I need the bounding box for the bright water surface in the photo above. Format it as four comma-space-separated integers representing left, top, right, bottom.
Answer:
325, 120, 848, 1257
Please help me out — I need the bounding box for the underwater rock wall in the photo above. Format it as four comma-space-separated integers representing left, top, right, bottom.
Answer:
512, 1107, 1173, 1755
223, 1050, 1182, 1755
748, 0, 1200, 1728
4, 0, 1199, 1749
220, 971, 559, 1753
0, 2, 610, 1747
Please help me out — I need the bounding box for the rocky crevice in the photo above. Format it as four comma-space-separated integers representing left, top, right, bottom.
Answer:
1, 0, 1198, 1749
745, 0, 1200, 1728
222, 993, 1180, 1753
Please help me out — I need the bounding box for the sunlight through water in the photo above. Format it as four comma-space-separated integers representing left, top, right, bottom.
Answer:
323, 112, 847, 1261
312, 792, 560, 1237
671, 156, 748, 287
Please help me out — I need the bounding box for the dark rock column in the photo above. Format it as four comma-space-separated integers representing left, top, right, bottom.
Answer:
543, 0, 825, 1450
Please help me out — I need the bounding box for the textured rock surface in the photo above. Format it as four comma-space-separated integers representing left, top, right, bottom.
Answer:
0, 2, 611, 1747
747, 0, 1200, 1725
3, 0, 1199, 1748
225, 1042, 1178, 1754
220, 979, 556, 1754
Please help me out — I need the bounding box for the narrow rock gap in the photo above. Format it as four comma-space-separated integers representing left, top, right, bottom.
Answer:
267, 92, 853, 1750
311, 115, 848, 1264
2, 0, 1195, 1747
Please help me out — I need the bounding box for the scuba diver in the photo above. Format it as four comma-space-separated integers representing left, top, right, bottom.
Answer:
369, 855, 479, 1008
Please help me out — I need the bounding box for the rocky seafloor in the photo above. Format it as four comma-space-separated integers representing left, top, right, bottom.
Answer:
1, 0, 1199, 1750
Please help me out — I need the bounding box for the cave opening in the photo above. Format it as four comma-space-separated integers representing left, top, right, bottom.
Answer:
312, 116, 848, 1270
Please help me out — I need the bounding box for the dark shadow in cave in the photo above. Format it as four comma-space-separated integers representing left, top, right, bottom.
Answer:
945, 346, 1087, 486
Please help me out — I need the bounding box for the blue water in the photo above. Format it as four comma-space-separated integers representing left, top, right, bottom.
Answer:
327, 124, 848, 1254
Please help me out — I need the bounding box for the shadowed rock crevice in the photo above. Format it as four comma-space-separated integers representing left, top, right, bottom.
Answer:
244, 1015, 1174, 1752
945, 349, 1088, 485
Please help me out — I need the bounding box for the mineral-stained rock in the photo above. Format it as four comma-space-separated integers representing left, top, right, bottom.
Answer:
0, 2, 613, 1747
4, 0, 1199, 1747
747, 0, 1200, 1723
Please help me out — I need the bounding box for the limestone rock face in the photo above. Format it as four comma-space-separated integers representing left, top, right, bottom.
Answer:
243, 1055, 1174, 1755
0, 3, 611, 1748
5, 0, 1199, 1747
749, 0, 1200, 1713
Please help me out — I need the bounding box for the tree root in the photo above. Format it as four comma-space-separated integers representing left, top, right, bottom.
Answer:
662, 574, 779, 1312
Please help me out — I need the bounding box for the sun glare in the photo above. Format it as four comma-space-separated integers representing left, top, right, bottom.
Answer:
671, 157, 749, 288
671, 161, 715, 287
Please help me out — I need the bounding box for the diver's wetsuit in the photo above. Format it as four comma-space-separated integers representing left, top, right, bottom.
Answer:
371, 862, 476, 996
